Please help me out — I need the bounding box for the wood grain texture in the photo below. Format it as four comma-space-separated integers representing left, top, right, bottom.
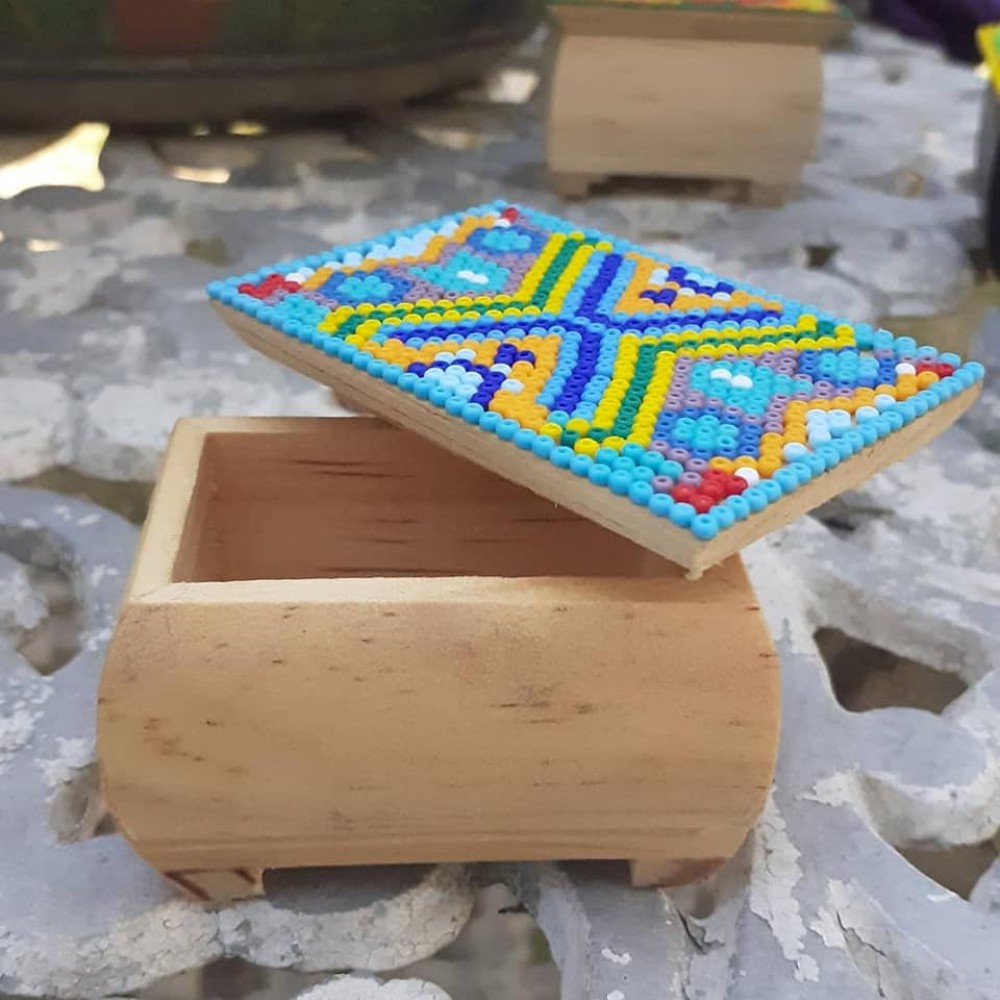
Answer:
213, 304, 982, 577
547, 32, 822, 187
99, 417, 779, 880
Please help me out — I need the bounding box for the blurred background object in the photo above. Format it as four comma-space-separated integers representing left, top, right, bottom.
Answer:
0, 0, 544, 125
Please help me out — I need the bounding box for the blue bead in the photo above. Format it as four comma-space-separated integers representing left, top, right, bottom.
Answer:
883, 410, 905, 431
759, 479, 782, 503
669, 502, 696, 527
588, 463, 612, 487
414, 379, 433, 401
743, 486, 768, 513
551, 445, 575, 469
570, 453, 593, 477
429, 385, 450, 407
726, 495, 750, 521
532, 435, 555, 459
818, 444, 842, 468
649, 493, 674, 518
480, 411, 502, 433
608, 470, 633, 496
713, 503, 736, 529
628, 481, 654, 506
688, 511, 717, 540
445, 396, 464, 417
773, 468, 799, 494
513, 428, 536, 450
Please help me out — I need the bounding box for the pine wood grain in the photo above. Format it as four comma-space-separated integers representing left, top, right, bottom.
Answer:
99, 417, 779, 882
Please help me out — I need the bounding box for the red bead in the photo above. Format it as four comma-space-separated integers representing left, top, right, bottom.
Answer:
937, 362, 955, 377
700, 479, 728, 501
691, 494, 715, 514
672, 484, 697, 504
726, 475, 748, 495
501, 207, 519, 222
702, 468, 728, 482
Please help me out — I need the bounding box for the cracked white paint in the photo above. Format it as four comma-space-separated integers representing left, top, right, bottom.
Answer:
600, 947, 631, 966
36, 737, 94, 790
749, 794, 819, 983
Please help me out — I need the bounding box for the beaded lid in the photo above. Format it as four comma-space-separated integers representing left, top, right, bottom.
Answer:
209, 202, 983, 576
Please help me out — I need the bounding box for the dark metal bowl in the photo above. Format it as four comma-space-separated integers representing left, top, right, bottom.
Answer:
0, 0, 542, 125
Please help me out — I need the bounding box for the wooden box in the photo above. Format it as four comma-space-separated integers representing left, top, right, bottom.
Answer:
547, 3, 849, 202
99, 416, 779, 893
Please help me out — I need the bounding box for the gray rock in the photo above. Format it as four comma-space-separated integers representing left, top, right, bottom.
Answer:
0, 551, 45, 635
739, 267, 878, 323
0, 378, 73, 480
294, 977, 452, 1000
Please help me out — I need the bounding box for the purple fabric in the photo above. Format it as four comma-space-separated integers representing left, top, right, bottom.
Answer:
872, 0, 1000, 61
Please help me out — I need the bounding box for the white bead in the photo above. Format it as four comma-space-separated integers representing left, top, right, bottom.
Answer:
874, 393, 896, 411
445, 364, 466, 378
650, 267, 670, 284
734, 467, 760, 487
464, 372, 484, 387
434, 351, 455, 363
501, 378, 524, 394
423, 368, 444, 382
855, 405, 880, 422
493, 218, 512, 228
712, 292, 732, 302
455, 384, 477, 400
731, 374, 753, 389
455, 348, 476, 361
439, 375, 460, 391
491, 363, 512, 375
809, 429, 832, 446
828, 408, 851, 424
895, 362, 916, 376
710, 368, 733, 382
677, 287, 696, 297
806, 410, 828, 424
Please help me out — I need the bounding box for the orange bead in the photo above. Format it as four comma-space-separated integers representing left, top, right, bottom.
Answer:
733, 456, 758, 470
875, 384, 897, 399
709, 457, 735, 473
917, 370, 940, 388
757, 456, 783, 478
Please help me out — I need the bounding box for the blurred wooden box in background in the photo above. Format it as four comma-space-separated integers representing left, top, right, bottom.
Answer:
547, 0, 850, 202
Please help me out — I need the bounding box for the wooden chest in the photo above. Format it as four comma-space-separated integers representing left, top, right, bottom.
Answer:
99, 416, 779, 894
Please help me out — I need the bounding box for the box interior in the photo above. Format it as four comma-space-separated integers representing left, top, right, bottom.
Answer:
172, 421, 683, 583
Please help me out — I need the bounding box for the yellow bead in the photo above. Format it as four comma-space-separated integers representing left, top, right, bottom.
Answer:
574, 438, 600, 457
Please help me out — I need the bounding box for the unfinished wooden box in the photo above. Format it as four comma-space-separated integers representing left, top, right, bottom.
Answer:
547, 3, 849, 201
99, 416, 779, 894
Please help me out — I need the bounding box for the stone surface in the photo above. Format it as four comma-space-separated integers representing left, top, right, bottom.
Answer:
0, 378, 73, 480
0, 551, 45, 635
0, 23, 987, 483
294, 976, 452, 1000
0, 486, 474, 999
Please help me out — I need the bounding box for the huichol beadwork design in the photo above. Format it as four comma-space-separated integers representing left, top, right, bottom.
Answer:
209, 202, 984, 542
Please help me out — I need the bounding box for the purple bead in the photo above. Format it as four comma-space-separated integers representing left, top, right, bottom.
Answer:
815, 385, 834, 399
744, 413, 763, 426
723, 405, 744, 421
686, 457, 709, 474
793, 389, 812, 401
667, 447, 690, 464
652, 475, 675, 493
764, 420, 784, 433
650, 440, 672, 456
771, 394, 789, 404
679, 471, 702, 487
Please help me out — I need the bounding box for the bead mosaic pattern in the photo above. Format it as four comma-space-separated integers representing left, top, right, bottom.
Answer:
209, 202, 984, 542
